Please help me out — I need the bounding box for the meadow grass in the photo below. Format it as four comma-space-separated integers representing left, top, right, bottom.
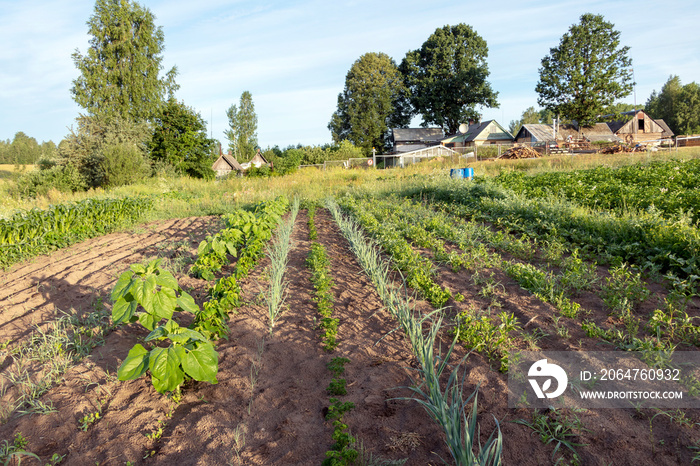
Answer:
2, 146, 699, 221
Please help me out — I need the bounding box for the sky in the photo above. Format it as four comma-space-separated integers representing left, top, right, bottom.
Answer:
1, 0, 699, 149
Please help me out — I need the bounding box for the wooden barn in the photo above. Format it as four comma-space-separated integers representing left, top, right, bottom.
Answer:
212, 153, 243, 178
605, 110, 674, 143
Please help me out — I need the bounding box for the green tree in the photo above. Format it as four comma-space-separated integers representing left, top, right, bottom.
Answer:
328, 52, 410, 154
508, 106, 541, 135
59, 114, 152, 188
400, 24, 498, 134
224, 91, 258, 161
675, 83, 700, 135
71, 0, 179, 123
536, 13, 633, 126
646, 75, 700, 135
150, 99, 215, 179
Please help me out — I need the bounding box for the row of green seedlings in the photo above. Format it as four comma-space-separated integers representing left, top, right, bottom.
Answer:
353, 194, 686, 366
396, 194, 698, 351
337, 196, 451, 307
306, 205, 339, 351
264, 197, 300, 335
327, 198, 503, 466
111, 197, 290, 395
364, 193, 700, 460
324, 357, 357, 465
415, 176, 700, 282
305, 205, 358, 464
408, 194, 699, 368
0, 196, 153, 269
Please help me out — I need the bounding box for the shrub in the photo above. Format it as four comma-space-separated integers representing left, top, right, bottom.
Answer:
101, 143, 150, 188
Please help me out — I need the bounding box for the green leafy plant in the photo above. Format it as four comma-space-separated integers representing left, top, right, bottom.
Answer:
78, 412, 100, 431
0, 432, 40, 465
112, 258, 218, 394
514, 408, 589, 464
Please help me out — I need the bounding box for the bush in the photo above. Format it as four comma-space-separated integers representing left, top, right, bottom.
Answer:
101, 143, 151, 188
246, 165, 271, 177
13, 165, 87, 198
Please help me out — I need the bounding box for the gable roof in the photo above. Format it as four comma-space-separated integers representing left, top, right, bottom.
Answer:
212, 153, 243, 171
514, 124, 557, 142
250, 152, 269, 165
654, 119, 674, 138
444, 120, 513, 143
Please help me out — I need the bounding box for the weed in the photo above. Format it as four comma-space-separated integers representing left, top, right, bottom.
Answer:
0, 432, 39, 464
78, 412, 100, 431
600, 264, 650, 318
515, 408, 589, 464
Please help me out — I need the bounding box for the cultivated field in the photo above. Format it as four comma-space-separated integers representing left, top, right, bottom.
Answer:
0, 150, 699, 465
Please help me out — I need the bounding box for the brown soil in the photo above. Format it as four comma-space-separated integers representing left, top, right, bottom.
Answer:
0, 210, 698, 465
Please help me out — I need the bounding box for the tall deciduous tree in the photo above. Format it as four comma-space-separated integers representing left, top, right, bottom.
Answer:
536, 13, 633, 126
400, 24, 498, 134
225, 92, 258, 161
328, 52, 411, 154
71, 0, 179, 123
646, 75, 700, 135
150, 100, 215, 179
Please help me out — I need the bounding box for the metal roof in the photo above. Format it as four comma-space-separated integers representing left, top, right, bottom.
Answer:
392, 127, 444, 143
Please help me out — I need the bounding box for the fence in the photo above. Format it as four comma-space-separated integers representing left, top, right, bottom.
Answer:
298, 158, 374, 171
677, 135, 700, 148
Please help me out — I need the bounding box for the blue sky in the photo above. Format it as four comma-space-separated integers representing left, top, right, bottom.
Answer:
1, 0, 698, 148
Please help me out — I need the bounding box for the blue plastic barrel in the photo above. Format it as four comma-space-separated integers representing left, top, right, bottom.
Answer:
450, 168, 464, 179
463, 167, 474, 179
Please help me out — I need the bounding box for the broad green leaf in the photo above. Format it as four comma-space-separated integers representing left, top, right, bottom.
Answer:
141, 275, 157, 313
144, 324, 169, 342
155, 269, 179, 290
176, 292, 200, 315
182, 343, 218, 384
146, 258, 163, 274
117, 344, 149, 381
153, 287, 177, 320
149, 346, 184, 393
169, 326, 208, 344
112, 296, 138, 325
138, 311, 158, 331
128, 279, 144, 307
131, 263, 146, 275
111, 271, 134, 301
212, 238, 226, 257
197, 239, 211, 256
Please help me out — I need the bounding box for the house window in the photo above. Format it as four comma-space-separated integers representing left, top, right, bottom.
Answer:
638, 118, 644, 132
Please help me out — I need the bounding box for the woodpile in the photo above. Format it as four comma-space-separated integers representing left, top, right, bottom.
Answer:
497, 146, 541, 160
597, 144, 636, 154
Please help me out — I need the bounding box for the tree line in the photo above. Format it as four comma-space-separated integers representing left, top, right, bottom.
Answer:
329, 13, 699, 152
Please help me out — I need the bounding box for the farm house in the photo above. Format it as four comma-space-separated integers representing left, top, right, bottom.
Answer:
441, 120, 514, 149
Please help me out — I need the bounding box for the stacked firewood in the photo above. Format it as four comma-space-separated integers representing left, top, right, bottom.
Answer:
497, 146, 541, 159
598, 144, 636, 154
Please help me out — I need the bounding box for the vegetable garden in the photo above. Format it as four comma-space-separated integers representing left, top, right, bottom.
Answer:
0, 155, 699, 465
